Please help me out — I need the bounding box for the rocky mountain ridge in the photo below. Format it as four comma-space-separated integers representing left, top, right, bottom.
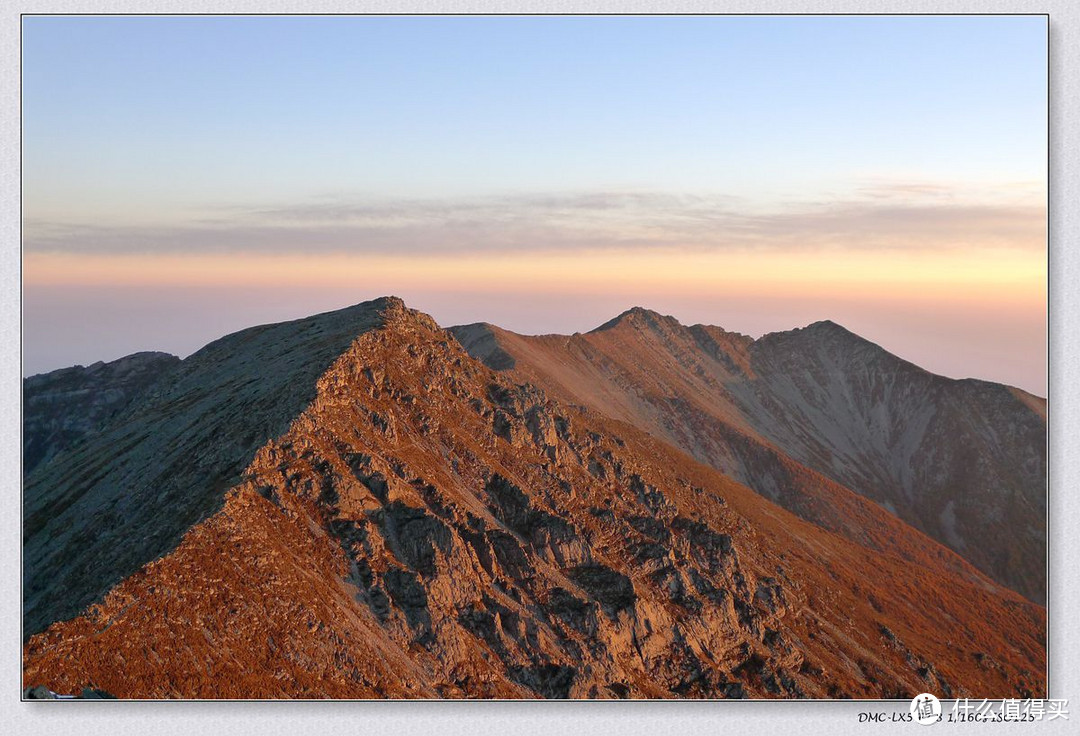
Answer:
22, 298, 1046, 698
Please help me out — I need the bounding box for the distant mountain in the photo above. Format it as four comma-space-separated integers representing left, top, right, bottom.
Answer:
23, 352, 180, 475
450, 309, 1046, 603
23, 299, 1045, 698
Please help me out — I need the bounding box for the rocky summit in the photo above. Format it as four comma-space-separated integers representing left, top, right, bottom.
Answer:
23, 298, 1046, 699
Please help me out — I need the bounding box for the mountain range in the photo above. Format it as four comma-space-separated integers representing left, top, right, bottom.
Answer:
22, 297, 1046, 699
451, 308, 1046, 602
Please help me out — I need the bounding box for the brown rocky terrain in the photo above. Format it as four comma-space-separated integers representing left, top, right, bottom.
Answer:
23, 298, 1045, 699
451, 309, 1046, 602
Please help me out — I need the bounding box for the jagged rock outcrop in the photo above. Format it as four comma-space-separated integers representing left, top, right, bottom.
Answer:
451, 310, 1046, 602
23, 299, 1045, 699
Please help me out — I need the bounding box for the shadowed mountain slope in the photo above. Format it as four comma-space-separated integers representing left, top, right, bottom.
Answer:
24, 300, 1044, 698
23, 297, 404, 638
449, 310, 1046, 602
23, 352, 181, 475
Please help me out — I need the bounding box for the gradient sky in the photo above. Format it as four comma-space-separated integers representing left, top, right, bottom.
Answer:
22, 15, 1048, 394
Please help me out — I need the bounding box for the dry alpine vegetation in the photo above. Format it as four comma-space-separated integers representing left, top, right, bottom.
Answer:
22, 297, 1046, 699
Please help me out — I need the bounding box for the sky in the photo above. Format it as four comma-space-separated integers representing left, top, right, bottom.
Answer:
22, 15, 1048, 394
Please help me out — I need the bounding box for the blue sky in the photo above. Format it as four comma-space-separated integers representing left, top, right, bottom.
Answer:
23, 15, 1046, 225
21, 15, 1048, 393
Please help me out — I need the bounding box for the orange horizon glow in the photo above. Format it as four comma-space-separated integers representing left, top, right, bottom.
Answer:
24, 248, 1046, 307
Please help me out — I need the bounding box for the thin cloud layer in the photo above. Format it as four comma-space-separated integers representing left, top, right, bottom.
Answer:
23, 187, 1046, 257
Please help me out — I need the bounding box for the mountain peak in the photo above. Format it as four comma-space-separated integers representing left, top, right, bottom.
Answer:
368, 294, 405, 311
802, 320, 865, 344
803, 319, 853, 336
318, 295, 409, 325
369, 295, 440, 332
758, 319, 865, 346
591, 306, 682, 333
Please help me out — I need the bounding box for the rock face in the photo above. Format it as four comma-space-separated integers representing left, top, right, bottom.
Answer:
23, 352, 180, 474
22, 299, 1046, 699
450, 311, 1046, 603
